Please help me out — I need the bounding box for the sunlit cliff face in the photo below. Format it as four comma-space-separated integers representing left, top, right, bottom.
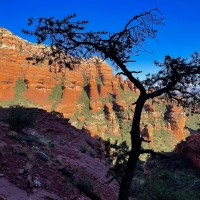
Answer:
0, 28, 188, 141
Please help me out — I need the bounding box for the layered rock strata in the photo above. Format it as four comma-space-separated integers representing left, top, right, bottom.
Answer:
0, 28, 189, 140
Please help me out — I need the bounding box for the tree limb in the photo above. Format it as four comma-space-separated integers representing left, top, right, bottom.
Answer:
140, 149, 174, 159
105, 174, 122, 185
141, 138, 151, 143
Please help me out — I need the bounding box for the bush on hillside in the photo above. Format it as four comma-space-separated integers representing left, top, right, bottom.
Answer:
48, 83, 63, 101
2, 105, 37, 132
14, 77, 27, 94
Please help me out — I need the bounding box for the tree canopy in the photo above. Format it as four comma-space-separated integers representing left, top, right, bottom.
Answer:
143, 53, 200, 111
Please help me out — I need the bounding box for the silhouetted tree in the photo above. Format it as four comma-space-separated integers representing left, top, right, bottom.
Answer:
23, 9, 200, 200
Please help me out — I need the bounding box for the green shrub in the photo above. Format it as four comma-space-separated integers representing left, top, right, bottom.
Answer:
76, 178, 94, 193
0, 77, 36, 107
129, 153, 200, 199
88, 150, 96, 158
2, 105, 37, 132
79, 145, 88, 153
133, 170, 200, 200
14, 78, 27, 94
104, 139, 130, 178
48, 83, 63, 101
19, 43, 23, 53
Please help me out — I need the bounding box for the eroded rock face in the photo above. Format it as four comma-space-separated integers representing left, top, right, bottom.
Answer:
0, 28, 130, 137
89, 100, 103, 113
175, 130, 200, 171
56, 87, 78, 117
127, 79, 135, 92
165, 104, 186, 139
108, 124, 120, 136
82, 122, 99, 137
104, 103, 113, 115
127, 79, 140, 94
0, 28, 85, 117
98, 84, 108, 98
113, 99, 128, 112
88, 78, 99, 101
0, 28, 190, 140
88, 78, 103, 113
120, 81, 128, 92
144, 103, 155, 112
103, 103, 115, 124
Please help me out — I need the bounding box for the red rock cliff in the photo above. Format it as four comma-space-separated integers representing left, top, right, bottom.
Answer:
0, 28, 189, 140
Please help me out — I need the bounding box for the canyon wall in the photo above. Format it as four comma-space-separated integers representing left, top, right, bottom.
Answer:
0, 27, 189, 142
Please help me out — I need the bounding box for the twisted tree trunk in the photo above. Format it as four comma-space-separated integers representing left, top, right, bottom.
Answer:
118, 95, 146, 200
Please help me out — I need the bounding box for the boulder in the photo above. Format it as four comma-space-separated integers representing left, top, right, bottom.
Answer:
175, 130, 200, 171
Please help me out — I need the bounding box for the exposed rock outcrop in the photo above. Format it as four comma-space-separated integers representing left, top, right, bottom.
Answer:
175, 130, 200, 171
165, 104, 186, 139
88, 78, 103, 113
144, 103, 155, 112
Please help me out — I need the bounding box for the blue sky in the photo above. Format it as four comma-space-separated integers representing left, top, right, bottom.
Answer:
0, 0, 200, 79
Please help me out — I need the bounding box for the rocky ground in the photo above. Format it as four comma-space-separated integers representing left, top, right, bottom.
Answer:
0, 108, 119, 200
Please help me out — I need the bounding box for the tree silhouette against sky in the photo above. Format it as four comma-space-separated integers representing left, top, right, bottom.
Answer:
23, 8, 200, 200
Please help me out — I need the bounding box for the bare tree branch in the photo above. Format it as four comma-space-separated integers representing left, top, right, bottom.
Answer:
140, 149, 174, 159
